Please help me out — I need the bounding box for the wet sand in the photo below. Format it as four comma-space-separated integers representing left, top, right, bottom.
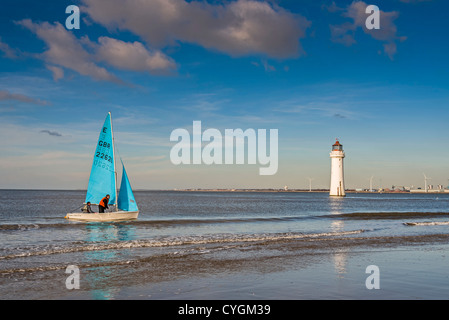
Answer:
95, 241, 449, 300
4, 234, 448, 300
93, 244, 449, 300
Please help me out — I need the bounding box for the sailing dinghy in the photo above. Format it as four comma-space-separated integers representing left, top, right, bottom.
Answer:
65, 112, 139, 222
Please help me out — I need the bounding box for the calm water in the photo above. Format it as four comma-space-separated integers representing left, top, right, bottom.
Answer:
1, 190, 449, 299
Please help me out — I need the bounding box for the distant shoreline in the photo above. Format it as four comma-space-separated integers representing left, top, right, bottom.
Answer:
164, 189, 449, 194
1, 188, 448, 194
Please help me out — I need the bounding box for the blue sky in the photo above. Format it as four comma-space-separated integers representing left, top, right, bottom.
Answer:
0, 0, 448, 190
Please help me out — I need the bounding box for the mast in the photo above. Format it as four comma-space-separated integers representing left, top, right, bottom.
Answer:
109, 111, 118, 211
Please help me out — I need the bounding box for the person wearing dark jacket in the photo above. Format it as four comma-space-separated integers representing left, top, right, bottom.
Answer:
82, 201, 95, 213
99, 195, 110, 213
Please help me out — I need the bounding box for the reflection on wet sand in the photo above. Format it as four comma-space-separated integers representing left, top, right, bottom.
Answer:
84, 223, 136, 299
329, 197, 348, 278
331, 220, 348, 278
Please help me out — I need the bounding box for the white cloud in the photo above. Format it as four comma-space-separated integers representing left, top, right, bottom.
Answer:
81, 0, 310, 58
17, 19, 123, 84
0, 37, 20, 59
0, 89, 50, 106
95, 37, 176, 74
17, 19, 176, 84
330, 1, 406, 59
330, 22, 357, 46
13, 1, 311, 84
46, 65, 64, 82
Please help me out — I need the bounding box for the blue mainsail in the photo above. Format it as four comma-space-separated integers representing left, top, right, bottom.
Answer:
117, 162, 138, 212
85, 112, 117, 205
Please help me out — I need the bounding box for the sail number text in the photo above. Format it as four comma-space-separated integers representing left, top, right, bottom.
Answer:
96, 140, 112, 163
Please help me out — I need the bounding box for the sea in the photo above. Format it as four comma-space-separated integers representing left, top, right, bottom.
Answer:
1, 190, 449, 300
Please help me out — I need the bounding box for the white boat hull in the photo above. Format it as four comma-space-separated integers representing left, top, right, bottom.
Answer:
65, 211, 139, 222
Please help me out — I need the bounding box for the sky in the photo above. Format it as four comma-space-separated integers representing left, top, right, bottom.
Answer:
0, 0, 448, 190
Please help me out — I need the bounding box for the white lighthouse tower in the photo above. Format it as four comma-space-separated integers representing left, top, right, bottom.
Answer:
330, 139, 346, 197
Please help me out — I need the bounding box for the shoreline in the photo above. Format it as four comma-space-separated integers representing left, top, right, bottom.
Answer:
168, 189, 449, 194
1, 188, 448, 194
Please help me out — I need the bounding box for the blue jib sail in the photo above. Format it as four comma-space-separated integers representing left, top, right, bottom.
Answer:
85, 112, 116, 205
117, 162, 138, 212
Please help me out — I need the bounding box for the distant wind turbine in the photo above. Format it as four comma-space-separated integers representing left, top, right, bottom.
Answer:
307, 178, 314, 192
369, 175, 374, 192
423, 173, 431, 192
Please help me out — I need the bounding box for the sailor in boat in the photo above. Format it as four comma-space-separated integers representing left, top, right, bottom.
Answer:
81, 201, 95, 213
99, 194, 110, 213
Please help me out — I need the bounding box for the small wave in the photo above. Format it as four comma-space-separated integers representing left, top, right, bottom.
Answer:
122, 216, 306, 226
404, 221, 449, 226
0, 216, 308, 232
0, 257, 140, 275
0, 223, 78, 231
0, 229, 365, 261
330, 212, 449, 220
0, 224, 42, 231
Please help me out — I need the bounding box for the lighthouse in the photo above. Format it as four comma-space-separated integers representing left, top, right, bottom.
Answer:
330, 139, 346, 197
